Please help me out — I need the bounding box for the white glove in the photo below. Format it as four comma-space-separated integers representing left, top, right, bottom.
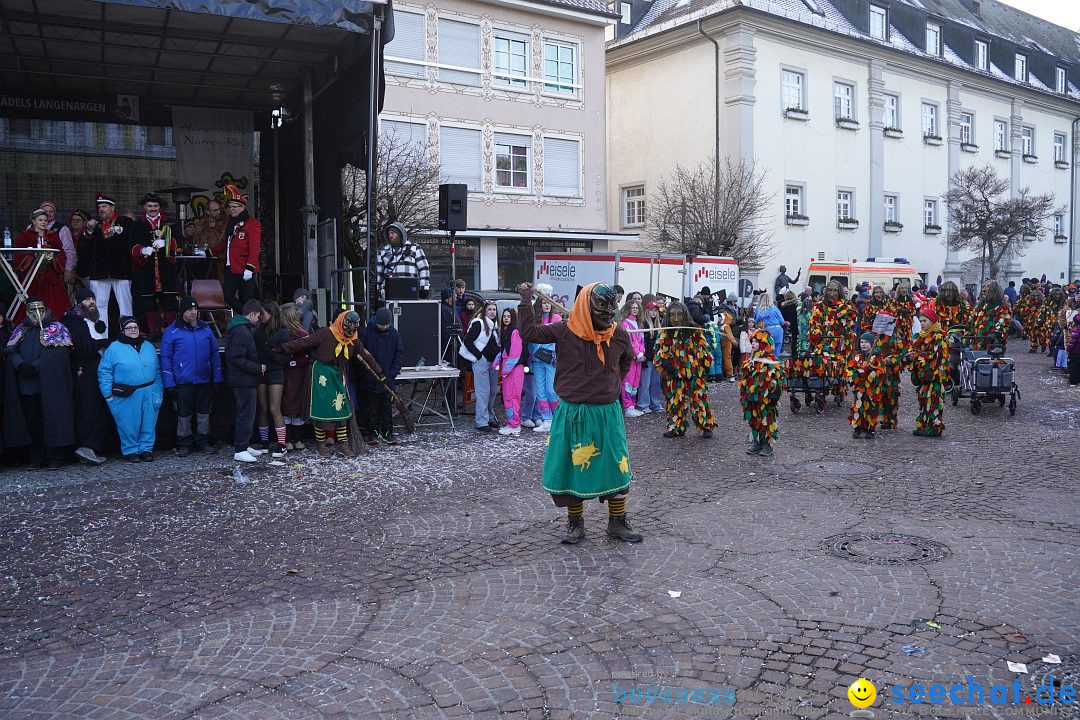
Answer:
193, 248, 206, 257
242, 269, 253, 281
140, 246, 154, 256
152, 239, 165, 250
636, 353, 646, 362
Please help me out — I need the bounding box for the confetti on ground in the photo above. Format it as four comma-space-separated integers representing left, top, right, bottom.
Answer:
667, 590, 682, 598
1006, 662, 1028, 673
1041, 654, 1061, 664
902, 645, 926, 656
925, 621, 941, 629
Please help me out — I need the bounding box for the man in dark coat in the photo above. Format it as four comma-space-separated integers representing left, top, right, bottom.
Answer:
61, 288, 111, 465
130, 192, 180, 337
3, 299, 75, 468
77, 193, 135, 336
357, 307, 404, 445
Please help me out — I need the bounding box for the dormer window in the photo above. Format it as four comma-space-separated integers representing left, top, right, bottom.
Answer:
869, 5, 887, 40
1057, 66, 1067, 93
1015, 53, 1027, 82
619, 2, 630, 24
975, 39, 988, 71
925, 22, 941, 56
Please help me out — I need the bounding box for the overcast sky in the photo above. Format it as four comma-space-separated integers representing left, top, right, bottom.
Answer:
998, 0, 1080, 31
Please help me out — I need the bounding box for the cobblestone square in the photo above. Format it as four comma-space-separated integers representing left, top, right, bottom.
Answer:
1, 346, 1077, 719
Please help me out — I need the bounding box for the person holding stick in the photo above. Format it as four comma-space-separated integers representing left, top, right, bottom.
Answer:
517, 282, 640, 545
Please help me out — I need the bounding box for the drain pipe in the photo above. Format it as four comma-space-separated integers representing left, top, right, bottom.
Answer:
698, 20, 721, 237
1071, 116, 1079, 283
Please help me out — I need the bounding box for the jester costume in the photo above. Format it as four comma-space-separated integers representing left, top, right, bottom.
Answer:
846, 332, 887, 437
517, 282, 641, 544
808, 282, 857, 400
932, 295, 971, 332
739, 329, 783, 456
654, 302, 717, 437
1031, 290, 1063, 354
859, 288, 889, 337
873, 333, 904, 430
888, 289, 917, 352
969, 281, 1012, 351
908, 310, 949, 437
1014, 284, 1040, 339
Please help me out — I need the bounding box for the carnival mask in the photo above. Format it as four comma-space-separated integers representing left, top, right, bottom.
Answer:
26, 301, 47, 327
342, 311, 360, 337
589, 284, 618, 330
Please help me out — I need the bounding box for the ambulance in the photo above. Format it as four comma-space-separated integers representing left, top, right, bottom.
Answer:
806, 257, 922, 294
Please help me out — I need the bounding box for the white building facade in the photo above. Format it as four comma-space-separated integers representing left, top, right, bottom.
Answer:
382, 0, 626, 291
606, 0, 1080, 291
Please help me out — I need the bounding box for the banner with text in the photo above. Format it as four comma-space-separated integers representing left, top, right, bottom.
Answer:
172, 106, 254, 219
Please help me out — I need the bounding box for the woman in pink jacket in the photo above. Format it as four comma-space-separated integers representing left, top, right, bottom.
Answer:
620, 299, 646, 417
497, 308, 526, 435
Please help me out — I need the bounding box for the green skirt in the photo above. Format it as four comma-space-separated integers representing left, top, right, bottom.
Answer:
542, 399, 633, 502
308, 360, 353, 422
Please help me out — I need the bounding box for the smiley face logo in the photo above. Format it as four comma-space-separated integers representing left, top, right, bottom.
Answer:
847, 678, 877, 709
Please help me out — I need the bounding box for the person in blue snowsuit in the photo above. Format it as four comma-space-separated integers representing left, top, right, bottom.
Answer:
753, 292, 786, 360
99, 315, 164, 462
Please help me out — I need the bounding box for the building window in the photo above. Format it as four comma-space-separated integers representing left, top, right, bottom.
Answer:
782, 70, 805, 111
921, 103, 938, 136
1054, 133, 1067, 162
543, 41, 577, 95
995, 120, 1008, 151
1056, 67, 1067, 94
925, 22, 941, 56
494, 34, 529, 89
833, 82, 854, 120
623, 186, 645, 226
620, 2, 631, 24
975, 39, 988, 71
440, 126, 483, 190
836, 190, 853, 221
543, 137, 581, 197
381, 119, 427, 154
495, 134, 531, 189
785, 185, 804, 217
438, 18, 481, 86
1015, 53, 1027, 82
884, 194, 897, 223
1054, 213, 1063, 236
1021, 126, 1034, 156
385, 10, 426, 78
869, 5, 887, 40
959, 112, 973, 144
924, 199, 938, 227
883, 94, 899, 129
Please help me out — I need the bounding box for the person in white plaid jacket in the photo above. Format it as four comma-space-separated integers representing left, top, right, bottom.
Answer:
376, 222, 431, 298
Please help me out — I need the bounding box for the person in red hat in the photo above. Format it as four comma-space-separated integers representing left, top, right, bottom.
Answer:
211, 184, 261, 314
77, 193, 135, 335
906, 305, 949, 437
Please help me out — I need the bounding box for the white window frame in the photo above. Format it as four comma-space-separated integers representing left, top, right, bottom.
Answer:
833, 81, 855, 120
1021, 126, 1034, 156
925, 22, 941, 56
994, 119, 1009, 151
959, 112, 974, 145
785, 184, 805, 217
883, 94, 899, 129
836, 189, 854, 221
543, 39, 579, 97
1054, 133, 1066, 163
619, 1, 631, 24
623, 185, 645, 227
493, 32, 530, 90
869, 5, 887, 40
781, 69, 805, 111
494, 133, 532, 191
921, 102, 938, 137
924, 198, 938, 227
1056, 67, 1067, 94
975, 39, 988, 71
883, 194, 898, 223
384, 10, 426, 78
1053, 213, 1063, 236
1015, 53, 1027, 82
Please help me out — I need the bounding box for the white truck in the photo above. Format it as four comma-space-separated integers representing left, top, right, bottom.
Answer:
533, 252, 740, 308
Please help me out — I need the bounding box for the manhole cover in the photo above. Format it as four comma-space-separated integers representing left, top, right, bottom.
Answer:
820, 532, 951, 565
1026, 655, 1080, 719
806, 461, 878, 476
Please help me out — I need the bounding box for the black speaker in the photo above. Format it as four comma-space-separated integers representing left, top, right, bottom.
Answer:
438, 183, 468, 231
386, 300, 442, 368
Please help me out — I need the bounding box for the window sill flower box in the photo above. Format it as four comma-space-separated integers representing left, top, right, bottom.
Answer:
924, 224, 942, 235
836, 117, 860, 131
1023, 154, 1038, 164
784, 107, 810, 121
883, 127, 903, 139
1054, 234, 1068, 244
961, 143, 979, 153
883, 221, 903, 233
785, 214, 810, 226
994, 149, 1011, 158
923, 134, 944, 146
1055, 160, 1070, 169
837, 218, 859, 229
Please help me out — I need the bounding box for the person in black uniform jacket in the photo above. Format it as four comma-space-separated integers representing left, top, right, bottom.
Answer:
61, 288, 111, 465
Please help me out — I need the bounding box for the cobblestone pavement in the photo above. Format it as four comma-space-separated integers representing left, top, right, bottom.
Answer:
1, 342, 1077, 720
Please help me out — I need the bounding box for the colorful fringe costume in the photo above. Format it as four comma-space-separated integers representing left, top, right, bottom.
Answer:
808, 297, 857, 400
873, 333, 904, 430
1014, 287, 1040, 339
888, 295, 917, 352
970, 301, 1011, 350
859, 298, 889, 336
908, 321, 949, 437
654, 326, 717, 436
845, 342, 887, 434
933, 298, 971, 331
739, 329, 783, 452
1031, 299, 1058, 353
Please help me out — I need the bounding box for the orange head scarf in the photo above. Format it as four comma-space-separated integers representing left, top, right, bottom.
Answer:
567, 282, 616, 364
329, 310, 360, 358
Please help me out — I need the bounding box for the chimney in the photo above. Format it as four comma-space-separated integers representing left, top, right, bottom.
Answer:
972, 0, 981, 16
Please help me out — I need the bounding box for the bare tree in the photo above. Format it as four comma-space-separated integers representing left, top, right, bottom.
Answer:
644, 156, 775, 267
341, 129, 440, 267
943, 165, 1063, 282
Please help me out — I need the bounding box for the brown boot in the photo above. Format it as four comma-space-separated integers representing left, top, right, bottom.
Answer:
337, 442, 357, 458
606, 515, 643, 543
561, 516, 585, 545
315, 442, 332, 458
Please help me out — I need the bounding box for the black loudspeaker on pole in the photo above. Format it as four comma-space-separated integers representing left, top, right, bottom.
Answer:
438, 183, 468, 231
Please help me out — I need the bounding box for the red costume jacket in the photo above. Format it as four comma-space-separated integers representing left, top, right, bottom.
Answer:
212, 216, 261, 276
